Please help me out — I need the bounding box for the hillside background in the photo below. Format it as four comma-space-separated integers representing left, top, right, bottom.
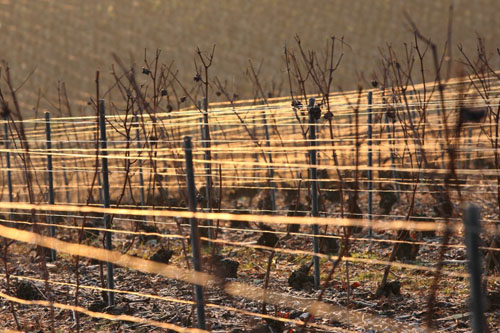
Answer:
0, 0, 499, 115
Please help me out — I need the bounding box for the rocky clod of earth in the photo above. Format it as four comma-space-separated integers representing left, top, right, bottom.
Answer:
378, 184, 397, 215
486, 290, 500, 311
288, 264, 314, 290
207, 255, 239, 279
319, 235, 339, 255
80, 220, 100, 241
320, 176, 342, 204
88, 299, 107, 312
199, 223, 213, 247
257, 224, 279, 248
246, 318, 285, 333
281, 182, 297, 205
198, 185, 220, 208
410, 213, 436, 238
394, 231, 420, 261
149, 248, 174, 264
286, 203, 306, 233
485, 236, 500, 272
230, 185, 261, 206
16, 280, 43, 300
36, 246, 54, 262
88, 298, 134, 315
257, 191, 274, 213
322, 188, 341, 204
346, 195, 363, 234
138, 223, 162, 244
432, 190, 454, 218
376, 280, 401, 298
229, 209, 251, 229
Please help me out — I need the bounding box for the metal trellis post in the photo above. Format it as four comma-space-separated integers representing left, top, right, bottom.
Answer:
262, 101, 276, 213
58, 142, 71, 205
385, 113, 400, 201
99, 100, 115, 307
308, 98, 321, 289
135, 116, 146, 208
3, 116, 14, 226
184, 136, 207, 330
367, 92, 373, 237
202, 98, 213, 239
45, 112, 57, 262
464, 204, 486, 333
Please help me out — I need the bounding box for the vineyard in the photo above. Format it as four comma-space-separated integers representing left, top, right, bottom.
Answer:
0, 8, 500, 332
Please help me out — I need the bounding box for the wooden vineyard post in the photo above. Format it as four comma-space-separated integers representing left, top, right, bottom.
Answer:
464, 204, 486, 333
184, 136, 207, 330
45, 112, 57, 262
308, 98, 321, 289
98, 99, 115, 307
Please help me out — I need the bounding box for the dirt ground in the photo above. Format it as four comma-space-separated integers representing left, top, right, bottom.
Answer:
0, 179, 500, 332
